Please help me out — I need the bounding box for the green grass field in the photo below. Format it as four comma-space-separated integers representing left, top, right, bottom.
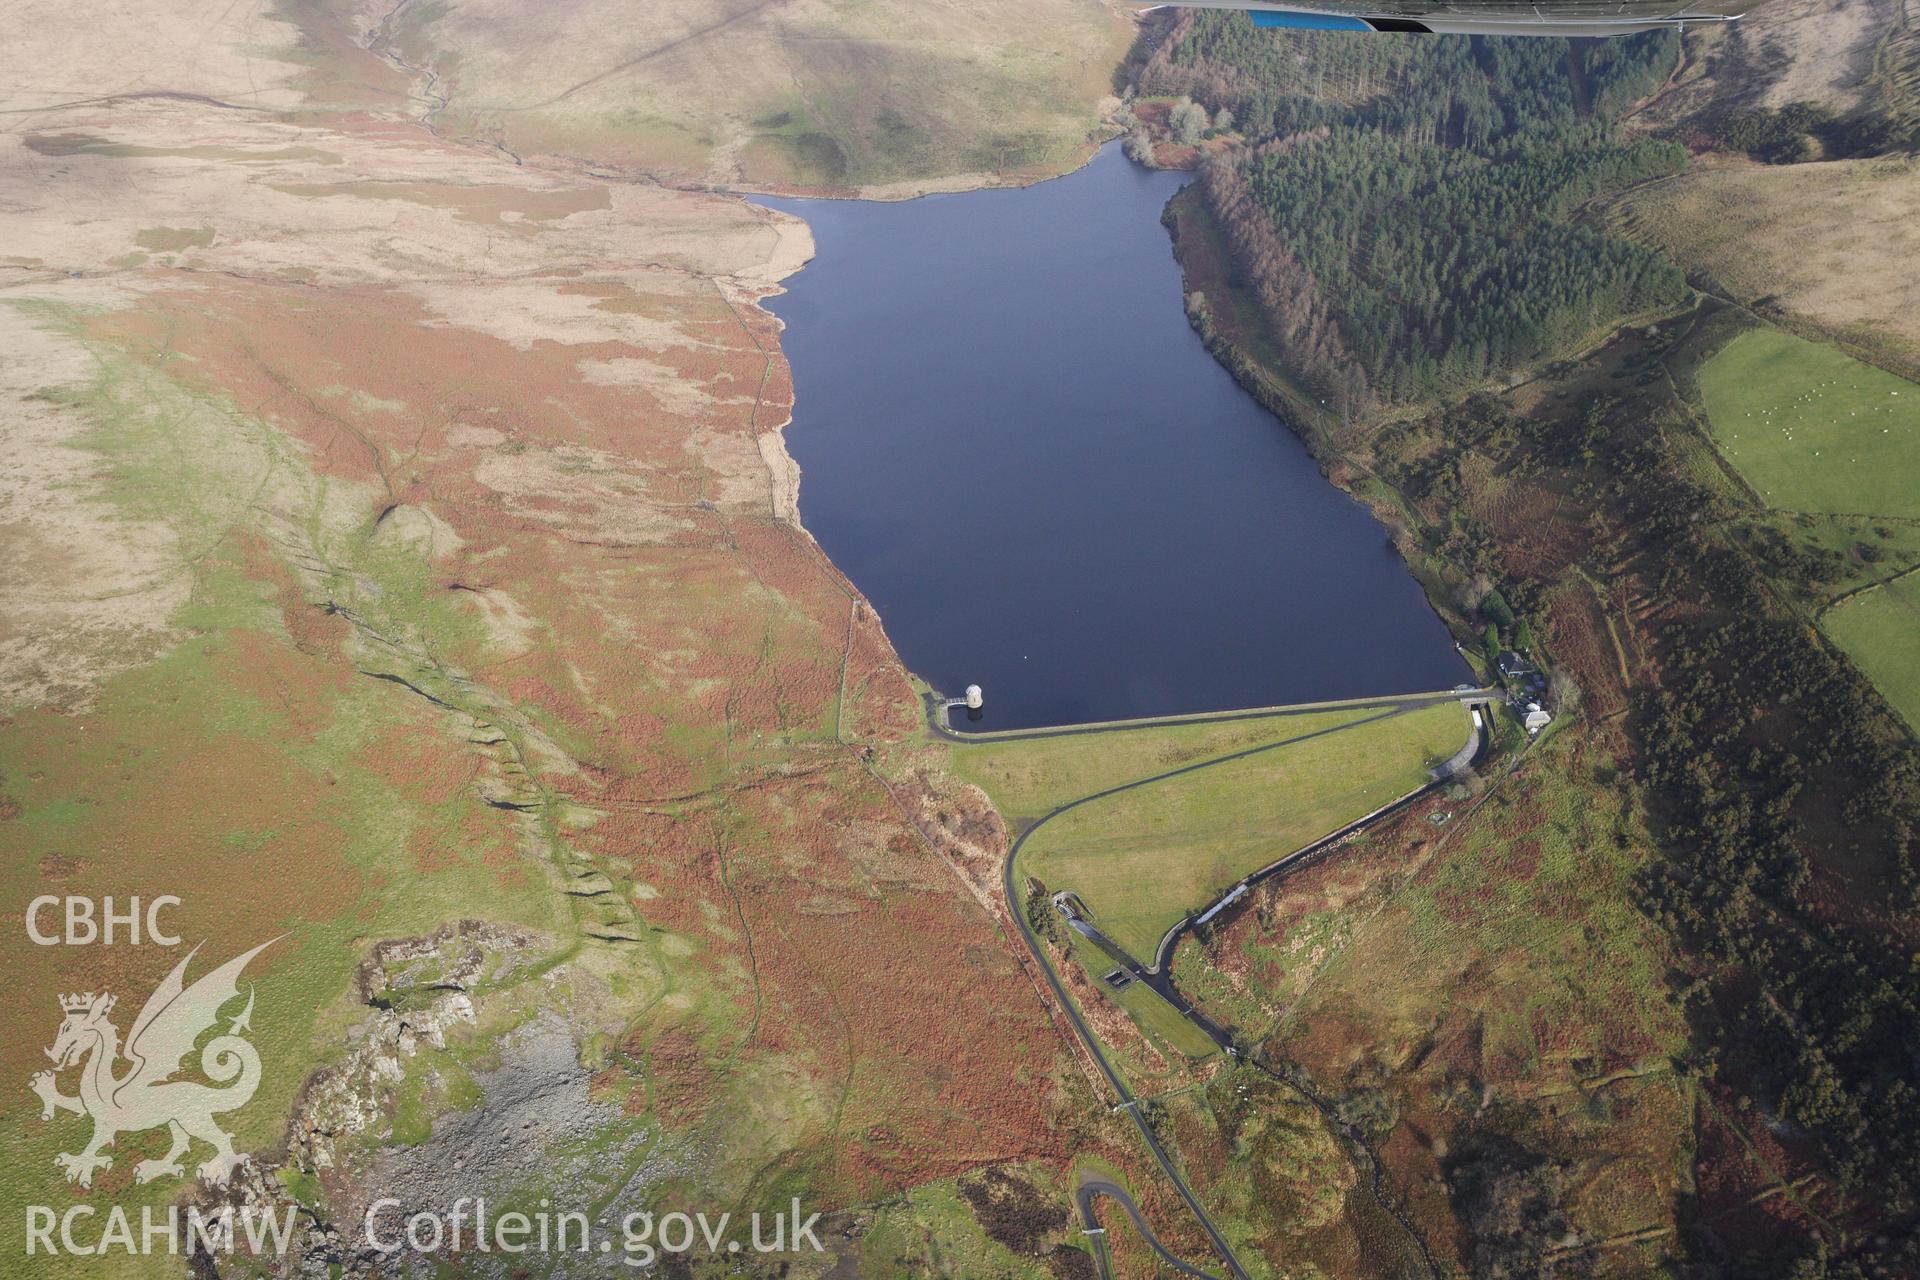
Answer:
1823, 573, 1920, 731
1698, 328, 1920, 519
1696, 326, 1920, 730
0, 325, 576, 1276
1068, 940, 1220, 1063
1734, 512, 1920, 599
851, 1168, 1076, 1279
947, 704, 1395, 822
1008, 701, 1470, 961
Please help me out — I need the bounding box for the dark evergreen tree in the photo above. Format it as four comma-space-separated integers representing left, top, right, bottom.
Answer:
1143, 14, 1687, 406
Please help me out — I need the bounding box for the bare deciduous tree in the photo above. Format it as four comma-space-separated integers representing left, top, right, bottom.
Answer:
1170, 98, 1210, 145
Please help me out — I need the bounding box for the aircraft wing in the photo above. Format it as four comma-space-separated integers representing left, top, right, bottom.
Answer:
1157, 0, 1745, 36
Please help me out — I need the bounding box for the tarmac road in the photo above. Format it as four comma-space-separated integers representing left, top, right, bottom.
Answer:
1076, 1176, 1222, 1280
926, 685, 1491, 743
994, 692, 1488, 1280
1003, 808, 1250, 1280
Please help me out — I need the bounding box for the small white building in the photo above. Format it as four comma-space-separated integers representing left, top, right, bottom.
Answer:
1523, 702, 1552, 736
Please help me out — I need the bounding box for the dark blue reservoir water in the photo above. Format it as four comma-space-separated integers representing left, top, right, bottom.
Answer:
757, 144, 1468, 730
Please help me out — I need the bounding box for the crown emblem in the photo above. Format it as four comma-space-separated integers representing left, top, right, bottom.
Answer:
34, 940, 276, 1191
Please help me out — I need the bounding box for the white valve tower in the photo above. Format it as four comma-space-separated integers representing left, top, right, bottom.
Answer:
938, 684, 984, 722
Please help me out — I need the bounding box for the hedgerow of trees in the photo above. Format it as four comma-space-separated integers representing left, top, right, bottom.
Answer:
1139, 11, 1920, 1270
1371, 354, 1920, 1277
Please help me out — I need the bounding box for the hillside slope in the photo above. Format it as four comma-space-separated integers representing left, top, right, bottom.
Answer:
356, 0, 1136, 189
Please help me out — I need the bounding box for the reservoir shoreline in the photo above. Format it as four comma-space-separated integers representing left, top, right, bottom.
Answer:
754, 142, 1469, 731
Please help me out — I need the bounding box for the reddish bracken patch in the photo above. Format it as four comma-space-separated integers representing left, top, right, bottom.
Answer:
1546, 583, 1629, 718
624, 1026, 718, 1130
70, 263, 1083, 1203
1691, 1091, 1835, 1258
1495, 837, 1544, 882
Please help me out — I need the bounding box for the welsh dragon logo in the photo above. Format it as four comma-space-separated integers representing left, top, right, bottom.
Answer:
30, 940, 276, 1189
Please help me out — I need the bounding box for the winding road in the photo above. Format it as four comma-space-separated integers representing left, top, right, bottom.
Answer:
1076, 1177, 1222, 1280
1002, 835, 1250, 1279
988, 689, 1489, 1279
